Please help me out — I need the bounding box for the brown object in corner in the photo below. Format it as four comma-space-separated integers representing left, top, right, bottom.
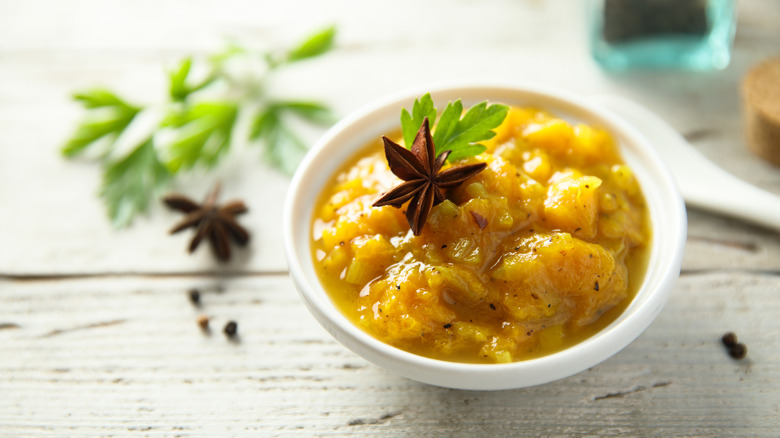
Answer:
742, 57, 780, 165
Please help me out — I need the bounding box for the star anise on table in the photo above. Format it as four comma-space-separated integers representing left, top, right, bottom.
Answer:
372, 117, 487, 235
163, 183, 250, 262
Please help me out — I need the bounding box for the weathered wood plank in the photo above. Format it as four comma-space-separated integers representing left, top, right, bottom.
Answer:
0, 273, 777, 436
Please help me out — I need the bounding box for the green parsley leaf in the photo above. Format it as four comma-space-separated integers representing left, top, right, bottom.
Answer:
101, 139, 171, 228
62, 90, 140, 157
162, 102, 239, 172
250, 106, 279, 141
264, 125, 308, 175
62, 26, 337, 228
273, 101, 335, 125
431, 99, 463, 152
169, 57, 217, 102
250, 100, 331, 174
435, 101, 509, 161
168, 58, 193, 102
400, 93, 438, 148
74, 89, 136, 109
400, 95, 508, 162
286, 26, 337, 63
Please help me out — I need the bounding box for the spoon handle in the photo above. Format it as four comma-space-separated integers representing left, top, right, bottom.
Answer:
592, 94, 780, 233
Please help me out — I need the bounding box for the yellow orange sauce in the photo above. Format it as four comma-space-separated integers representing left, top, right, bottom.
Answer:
311, 107, 650, 363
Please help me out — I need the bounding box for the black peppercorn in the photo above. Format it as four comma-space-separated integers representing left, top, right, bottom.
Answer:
728, 343, 747, 360
721, 332, 737, 346
188, 288, 201, 306
224, 321, 238, 337
721, 332, 747, 360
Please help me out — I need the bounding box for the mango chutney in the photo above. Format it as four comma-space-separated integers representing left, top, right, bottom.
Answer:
310, 107, 650, 364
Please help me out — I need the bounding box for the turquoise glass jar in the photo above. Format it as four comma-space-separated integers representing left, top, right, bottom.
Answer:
589, 0, 737, 70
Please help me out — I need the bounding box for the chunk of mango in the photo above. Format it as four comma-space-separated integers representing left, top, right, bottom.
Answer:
544, 175, 602, 239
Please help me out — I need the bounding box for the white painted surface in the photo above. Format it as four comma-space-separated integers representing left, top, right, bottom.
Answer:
1, 0, 779, 435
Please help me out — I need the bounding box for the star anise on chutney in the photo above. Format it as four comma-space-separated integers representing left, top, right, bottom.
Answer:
372, 117, 487, 235
163, 183, 250, 262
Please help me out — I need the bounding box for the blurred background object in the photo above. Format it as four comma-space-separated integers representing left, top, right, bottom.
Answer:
742, 57, 780, 164
589, 0, 737, 70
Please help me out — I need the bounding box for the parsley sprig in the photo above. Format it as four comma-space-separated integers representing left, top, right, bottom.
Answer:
63, 26, 337, 227
400, 93, 508, 162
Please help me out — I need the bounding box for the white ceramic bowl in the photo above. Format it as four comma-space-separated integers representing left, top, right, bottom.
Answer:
284, 82, 687, 390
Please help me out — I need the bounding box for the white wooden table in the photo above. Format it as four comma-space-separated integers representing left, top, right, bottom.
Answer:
2, 1, 779, 435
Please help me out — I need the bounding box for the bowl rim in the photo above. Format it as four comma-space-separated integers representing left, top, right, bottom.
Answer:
283, 80, 687, 390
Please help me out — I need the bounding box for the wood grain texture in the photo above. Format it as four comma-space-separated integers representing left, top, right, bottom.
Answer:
1, 0, 780, 435
0, 274, 777, 436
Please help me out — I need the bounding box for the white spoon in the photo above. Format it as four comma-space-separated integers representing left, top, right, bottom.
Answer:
592, 94, 780, 233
